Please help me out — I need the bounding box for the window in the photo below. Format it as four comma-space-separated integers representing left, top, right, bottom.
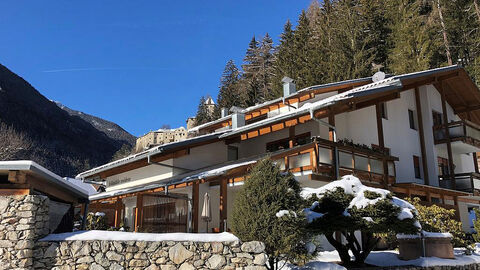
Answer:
266, 132, 311, 152
432, 111, 443, 127
437, 157, 450, 176
227, 146, 238, 161
413, 155, 421, 179
380, 102, 388, 119
408, 109, 417, 130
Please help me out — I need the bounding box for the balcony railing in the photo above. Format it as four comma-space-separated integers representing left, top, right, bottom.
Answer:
439, 172, 480, 194
271, 138, 397, 186
433, 120, 480, 147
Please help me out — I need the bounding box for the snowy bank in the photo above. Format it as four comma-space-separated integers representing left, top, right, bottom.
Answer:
40, 230, 239, 242
303, 249, 480, 268
397, 231, 453, 239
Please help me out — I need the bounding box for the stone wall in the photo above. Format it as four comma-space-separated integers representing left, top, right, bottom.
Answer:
34, 240, 267, 270
0, 195, 49, 270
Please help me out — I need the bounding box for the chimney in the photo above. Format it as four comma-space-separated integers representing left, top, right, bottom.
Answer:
221, 107, 229, 118
282, 77, 296, 97
232, 112, 245, 129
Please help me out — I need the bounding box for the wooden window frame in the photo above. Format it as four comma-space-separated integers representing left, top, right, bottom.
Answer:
408, 109, 417, 130
413, 155, 421, 179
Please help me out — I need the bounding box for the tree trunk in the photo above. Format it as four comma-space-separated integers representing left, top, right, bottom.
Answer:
436, 0, 453, 65
474, 0, 480, 24
267, 257, 275, 270
325, 233, 352, 265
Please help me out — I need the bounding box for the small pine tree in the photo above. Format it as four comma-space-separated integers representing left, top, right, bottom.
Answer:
407, 197, 467, 247
231, 159, 311, 270
194, 96, 214, 126
305, 176, 419, 267
86, 212, 109, 230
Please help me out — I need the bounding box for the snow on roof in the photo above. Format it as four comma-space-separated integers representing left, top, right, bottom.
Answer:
0, 160, 89, 198
180, 160, 256, 183
76, 130, 229, 179
189, 77, 373, 133
301, 175, 419, 226
220, 77, 402, 139
40, 230, 239, 242
89, 158, 257, 201
64, 178, 98, 196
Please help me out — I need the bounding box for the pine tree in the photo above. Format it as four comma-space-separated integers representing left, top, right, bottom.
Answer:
272, 20, 296, 97
292, 11, 315, 89
258, 33, 276, 100
305, 176, 419, 267
231, 159, 311, 270
217, 60, 242, 111
194, 96, 212, 126
387, 0, 441, 74
242, 36, 262, 106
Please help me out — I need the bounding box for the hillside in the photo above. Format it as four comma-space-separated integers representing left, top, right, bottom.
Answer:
54, 102, 136, 146
0, 64, 133, 177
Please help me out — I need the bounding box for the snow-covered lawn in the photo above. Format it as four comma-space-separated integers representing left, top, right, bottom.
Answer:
287, 249, 480, 269
40, 230, 239, 242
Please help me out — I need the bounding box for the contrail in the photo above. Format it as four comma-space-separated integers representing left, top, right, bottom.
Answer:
42, 67, 165, 73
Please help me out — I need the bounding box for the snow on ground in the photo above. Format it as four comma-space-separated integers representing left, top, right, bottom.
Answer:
285, 261, 347, 270
295, 249, 480, 269
40, 230, 239, 242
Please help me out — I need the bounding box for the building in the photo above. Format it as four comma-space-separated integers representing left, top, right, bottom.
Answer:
0, 160, 89, 233
185, 96, 217, 131
77, 65, 480, 235
135, 127, 187, 152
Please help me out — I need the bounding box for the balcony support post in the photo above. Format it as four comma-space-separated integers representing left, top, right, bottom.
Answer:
474, 153, 479, 174
135, 194, 143, 232
192, 182, 199, 233
376, 103, 389, 188
310, 109, 339, 179
219, 178, 228, 232
440, 85, 456, 189
414, 87, 430, 185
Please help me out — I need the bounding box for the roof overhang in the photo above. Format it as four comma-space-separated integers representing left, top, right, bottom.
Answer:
77, 131, 228, 180
0, 161, 89, 200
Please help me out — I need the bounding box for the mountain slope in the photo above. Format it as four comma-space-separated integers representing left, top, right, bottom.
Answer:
0, 64, 132, 177
54, 102, 136, 147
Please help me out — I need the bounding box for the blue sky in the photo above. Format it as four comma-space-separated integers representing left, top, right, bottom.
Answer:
0, 1, 310, 136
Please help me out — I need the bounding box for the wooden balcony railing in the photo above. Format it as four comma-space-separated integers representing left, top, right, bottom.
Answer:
270, 138, 397, 186
433, 120, 480, 147
439, 172, 480, 194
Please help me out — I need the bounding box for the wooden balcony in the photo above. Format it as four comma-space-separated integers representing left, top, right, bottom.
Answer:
433, 120, 480, 153
270, 138, 398, 187
439, 172, 480, 194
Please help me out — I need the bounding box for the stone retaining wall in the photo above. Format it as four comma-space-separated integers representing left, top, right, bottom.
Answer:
0, 195, 49, 270
34, 240, 267, 270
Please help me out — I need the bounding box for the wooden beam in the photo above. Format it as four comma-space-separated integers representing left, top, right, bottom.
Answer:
375, 103, 389, 189
192, 182, 199, 233
289, 126, 295, 148
219, 178, 228, 232
135, 194, 143, 232
439, 84, 456, 189
328, 114, 336, 180
114, 198, 123, 228
8, 171, 26, 184
474, 153, 479, 174
415, 87, 430, 185
0, 189, 30, 196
